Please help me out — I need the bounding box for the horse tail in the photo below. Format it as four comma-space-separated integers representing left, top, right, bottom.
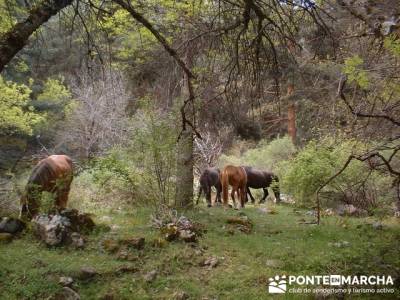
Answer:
221, 169, 229, 205
272, 174, 281, 203
196, 185, 203, 205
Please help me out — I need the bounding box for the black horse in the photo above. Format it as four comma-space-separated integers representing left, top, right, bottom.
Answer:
243, 166, 280, 203
196, 168, 222, 207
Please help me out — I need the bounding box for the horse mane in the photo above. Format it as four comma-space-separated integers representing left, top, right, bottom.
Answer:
26, 159, 56, 192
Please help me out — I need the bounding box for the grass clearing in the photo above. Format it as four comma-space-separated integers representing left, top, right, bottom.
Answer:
1, 204, 399, 299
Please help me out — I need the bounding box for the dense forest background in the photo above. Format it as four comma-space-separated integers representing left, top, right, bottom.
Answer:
0, 0, 399, 216
1, 1, 400, 299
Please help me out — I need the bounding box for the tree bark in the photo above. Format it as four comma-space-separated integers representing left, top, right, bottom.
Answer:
175, 120, 194, 208
175, 48, 195, 209
0, 0, 73, 72
287, 84, 296, 144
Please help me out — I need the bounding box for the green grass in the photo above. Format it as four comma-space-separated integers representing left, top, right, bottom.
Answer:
0, 204, 399, 299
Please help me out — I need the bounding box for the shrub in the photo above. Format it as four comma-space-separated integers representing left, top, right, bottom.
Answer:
218, 136, 296, 172
69, 100, 178, 211
278, 138, 393, 209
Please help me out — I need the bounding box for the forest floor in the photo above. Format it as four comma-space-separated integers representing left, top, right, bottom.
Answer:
0, 203, 399, 299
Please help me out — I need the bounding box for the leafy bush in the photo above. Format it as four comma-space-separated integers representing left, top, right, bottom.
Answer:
69, 99, 178, 211
278, 138, 393, 209
218, 136, 296, 171
0, 76, 44, 135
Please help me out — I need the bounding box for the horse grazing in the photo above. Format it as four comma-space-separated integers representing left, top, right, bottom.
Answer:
196, 168, 222, 207
220, 165, 247, 209
243, 166, 280, 203
20, 155, 73, 219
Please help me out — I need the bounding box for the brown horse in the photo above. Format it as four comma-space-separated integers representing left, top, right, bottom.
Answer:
220, 165, 247, 209
20, 155, 73, 219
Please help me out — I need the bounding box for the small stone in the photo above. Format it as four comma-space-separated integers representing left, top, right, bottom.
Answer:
116, 265, 138, 274
0, 217, 25, 234
143, 270, 158, 282
341, 241, 350, 247
122, 237, 145, 250
78, 266, 98, 280
372, 222, 383, 230
201, 256, 219, 268
70, 232, 85, 249
116, 248, 129, 260
172, 291, 189, 300
179, 230, 197, 242
52, 287, 80, 300
110, 224, 120, 231
0, 232, 13, 243
59, 276, 74, 287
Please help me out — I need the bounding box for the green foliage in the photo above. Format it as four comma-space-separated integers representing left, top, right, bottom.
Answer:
343, 55, 370, 89
278, 140, 336, 206
37, 77, 71, 104
278, 138, 392, 207
127, 99, 177, 205
0, 76, 44, 135
218, 136, 296, 171
69, 98, 178, 210
69, 150, 139, 211
384, 35, 400, 57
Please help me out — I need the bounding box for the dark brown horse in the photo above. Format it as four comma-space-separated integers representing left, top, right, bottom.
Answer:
243, 166, 280, 203
20, 155, 73, 219
221, 165, 247, 209
196, 168, 222, 207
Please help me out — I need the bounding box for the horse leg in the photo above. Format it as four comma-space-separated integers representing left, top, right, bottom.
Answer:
231, 189, 237, 209
272, 185, 281, 203
247, 187, 256, 204
206, 186, 212, 207
260, 188, 269, 203
216, 185, 222, 204
239, 187, 245, 208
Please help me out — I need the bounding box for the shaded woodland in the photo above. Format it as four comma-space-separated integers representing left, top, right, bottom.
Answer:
0, 1, 400, 298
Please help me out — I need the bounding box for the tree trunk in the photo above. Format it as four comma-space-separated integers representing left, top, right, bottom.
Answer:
0, 0, 73, 72
175, 120, 194, 208
175, 52, 194, 208
287, 84, 296, 144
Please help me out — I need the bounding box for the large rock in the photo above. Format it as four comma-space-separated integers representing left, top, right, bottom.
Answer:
32, 209, 94, 247
226, 213, 253, 234
0, 217, 26, 234
59, 276, 74, 287
32, 214, 71, 246
52, 287, 80, 300
57, 209, 95, 233
78, 266, 98, 280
